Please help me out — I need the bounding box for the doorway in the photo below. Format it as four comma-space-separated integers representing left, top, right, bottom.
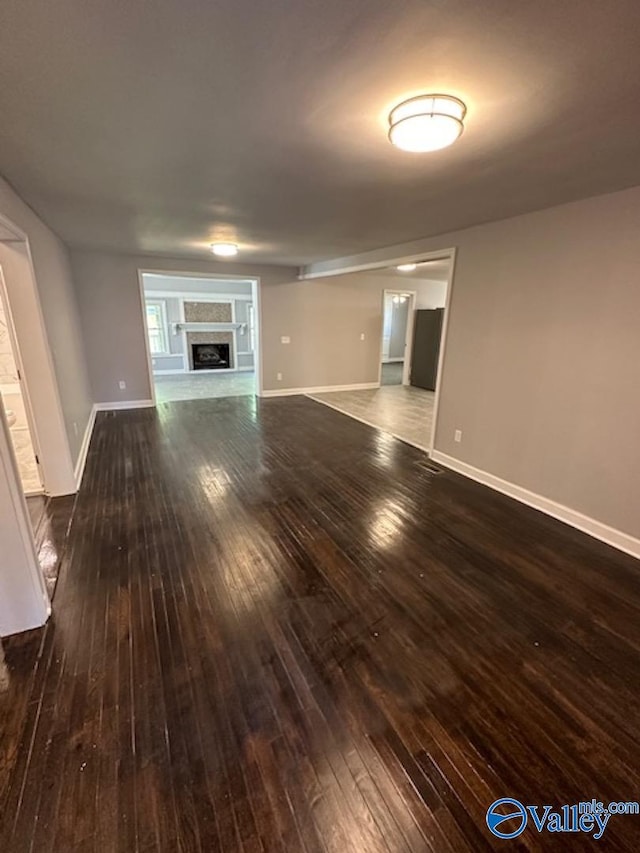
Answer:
308, 254, 454, 454
0, 276, 42, 495
380, 289, 416, 386
140, 271, 261, 404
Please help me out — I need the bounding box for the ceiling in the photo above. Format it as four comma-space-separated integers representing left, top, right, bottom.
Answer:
2, 0, 640, 266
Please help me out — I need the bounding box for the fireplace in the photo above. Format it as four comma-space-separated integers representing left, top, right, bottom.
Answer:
191, 343, 231, 370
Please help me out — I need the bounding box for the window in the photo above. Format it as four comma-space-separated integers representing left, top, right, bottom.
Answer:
247, 303, 256, 353
145, 300, 169, 355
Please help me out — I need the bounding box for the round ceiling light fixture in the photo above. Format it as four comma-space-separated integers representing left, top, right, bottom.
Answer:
210, 242, 238, 257
397, 263, 417, 272
388, 94, 466, 153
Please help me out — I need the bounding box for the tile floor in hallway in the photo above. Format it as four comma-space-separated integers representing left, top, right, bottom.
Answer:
153, 370, 256, 402
309, 383, 434, 451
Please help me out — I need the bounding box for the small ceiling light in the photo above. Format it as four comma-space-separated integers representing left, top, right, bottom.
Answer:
210, 242, 238, 257
397, 263, 417, 272
388, 94, 466, 153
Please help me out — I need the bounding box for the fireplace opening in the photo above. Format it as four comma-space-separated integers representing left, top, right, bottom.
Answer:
192, 343, 231, 370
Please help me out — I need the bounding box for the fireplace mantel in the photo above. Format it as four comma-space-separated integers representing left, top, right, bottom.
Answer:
172, 322, 246, 333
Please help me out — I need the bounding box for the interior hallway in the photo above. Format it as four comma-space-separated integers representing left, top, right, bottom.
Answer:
1, 397, 639, 852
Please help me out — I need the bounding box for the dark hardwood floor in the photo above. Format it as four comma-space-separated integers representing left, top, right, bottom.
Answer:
2, 396, 640, 851
26, 493, 77, 596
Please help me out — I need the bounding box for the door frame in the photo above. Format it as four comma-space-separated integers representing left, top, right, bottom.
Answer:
378, 289, 417, 387
0, 207, 76, 496
137, 269, 263, 405
0, 269, 44, 494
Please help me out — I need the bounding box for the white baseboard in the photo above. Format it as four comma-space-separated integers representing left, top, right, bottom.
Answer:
95, 400, 155, 412
431, 451, 640, 561
74, 404, 97, 488
152, 369, 187, 375
261, 382, 379, 398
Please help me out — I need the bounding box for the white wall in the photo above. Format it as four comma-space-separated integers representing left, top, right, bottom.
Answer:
305, 184, 640, 546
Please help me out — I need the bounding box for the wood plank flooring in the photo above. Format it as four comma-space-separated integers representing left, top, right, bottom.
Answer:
2, 395, 640, 851
26, 494, 76, 596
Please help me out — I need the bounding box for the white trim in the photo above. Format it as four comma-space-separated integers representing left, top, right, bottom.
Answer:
431, 451, 640, 561
95, 399, 155, 411
429, 249, 457, 455
299, 247, 456, 280
307, 393, 430, 453
74, 404, 97, 488
145, 289, 252, 301
22, 241, 76, 493
152, 368, 188, 375
253, 279, 264, 396
141, 269, 254, 283
139, 270, 263, 400
173, 322, 246, 333
138, 272, 158, 406
382, 357, 404, 364
261, 381, 380, 398
0, 400, 49, 636
0, 267, 45, 493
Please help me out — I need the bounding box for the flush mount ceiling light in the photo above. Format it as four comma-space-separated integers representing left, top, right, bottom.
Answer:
388, 94, 466, 153
392, 294, 409, 304
210, 242, 238, 257
397, 263, 417, 272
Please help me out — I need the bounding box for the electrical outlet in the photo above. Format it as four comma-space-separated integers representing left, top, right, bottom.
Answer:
73, 421, 78, 437
277, 372, 283, 381
280, 336, 290, 344
360, 333, 365, 341
119, 380, 127, 390
454, 429, 462, 443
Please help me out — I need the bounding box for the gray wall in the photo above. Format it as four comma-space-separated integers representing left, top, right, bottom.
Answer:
307, 185, 640, 541
71, 252, 439, 400
0, 176, 92, 470
260, 271, 448, 388
69, 183, 640, 544
70, 251, 298, 402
